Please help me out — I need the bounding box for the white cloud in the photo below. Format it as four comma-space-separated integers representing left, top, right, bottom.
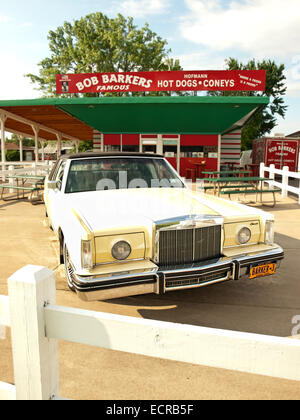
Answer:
180, 0, 300, 57
0, 14, 10, 23
0, 53, 38, 100
176, 51, 227, 70
115, 0, 170, 18
20, 22, 33, 28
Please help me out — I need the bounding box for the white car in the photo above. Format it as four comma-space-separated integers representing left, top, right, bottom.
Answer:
44, 152, 284, 301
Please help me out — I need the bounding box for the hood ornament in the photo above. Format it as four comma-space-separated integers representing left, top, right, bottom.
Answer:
155, 214, 223, 231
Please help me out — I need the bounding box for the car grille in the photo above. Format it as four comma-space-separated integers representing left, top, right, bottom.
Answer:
165, 269, 230, 289
158, 224, 222, 267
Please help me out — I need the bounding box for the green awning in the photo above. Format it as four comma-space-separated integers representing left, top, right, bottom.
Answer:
0, 96, 269, 139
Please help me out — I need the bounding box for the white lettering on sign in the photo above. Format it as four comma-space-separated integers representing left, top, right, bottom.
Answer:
102, 74, 153, 88
96, 85, 130, 92
157, 80, 175, 88
175, 80, 198, 88
269, 145, 296, 154
184, 73, 208, 79
203, 79, 235, 88
76, 76, 99, 91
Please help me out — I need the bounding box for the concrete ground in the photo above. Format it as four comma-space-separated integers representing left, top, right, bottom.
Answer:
0, 191, 300, 400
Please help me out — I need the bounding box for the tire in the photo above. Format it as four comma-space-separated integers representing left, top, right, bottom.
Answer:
63, 242, 76, 292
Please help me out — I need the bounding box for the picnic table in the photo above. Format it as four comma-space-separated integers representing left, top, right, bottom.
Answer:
202, 176, 281, 207
223, 162, 240, 171
202, 170, 250, 178
0, 174, 45, 203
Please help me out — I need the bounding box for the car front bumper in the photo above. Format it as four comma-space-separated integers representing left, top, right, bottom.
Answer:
70, 246, 284, 301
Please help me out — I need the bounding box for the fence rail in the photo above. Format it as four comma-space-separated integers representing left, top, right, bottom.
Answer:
1, 265, 300, 400
0, 161, 54, 184
260, 162, 300, 204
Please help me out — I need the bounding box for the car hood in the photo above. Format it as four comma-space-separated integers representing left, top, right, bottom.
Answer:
66, 188, 269, 234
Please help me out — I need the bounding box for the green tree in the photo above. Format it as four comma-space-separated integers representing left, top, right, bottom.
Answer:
209, 58, 287, 150
9, 133, 35, 147
26, 12, 182, 97
0, 150, 20, 161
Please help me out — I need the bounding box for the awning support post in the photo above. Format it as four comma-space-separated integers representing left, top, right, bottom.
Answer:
18, 135, 24, 162
157, 134, 163, 155
41, 140, 45, 162
217, 135, 221, 172
31, 125, 40, 164
56, 134, 62, 159
0, 114, 7, 181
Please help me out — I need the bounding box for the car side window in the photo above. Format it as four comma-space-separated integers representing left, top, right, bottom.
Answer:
56, 161, 66, 191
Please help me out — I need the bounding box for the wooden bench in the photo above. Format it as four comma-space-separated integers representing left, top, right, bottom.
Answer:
220, 188, 282, 207
0, 184, 42, 203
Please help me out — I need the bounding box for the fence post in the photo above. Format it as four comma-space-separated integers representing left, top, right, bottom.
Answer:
8, 165, 14, 193
269, 164, 275, 187
259, 162, 265, 179
7, 265, 59, 400
282, 166, 289, 198
31, 162, 36, 176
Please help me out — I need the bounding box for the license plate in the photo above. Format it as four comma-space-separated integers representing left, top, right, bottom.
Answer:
250, 263, 276, 279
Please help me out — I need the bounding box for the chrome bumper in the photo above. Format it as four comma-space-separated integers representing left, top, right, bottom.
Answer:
72, 246, 284, 301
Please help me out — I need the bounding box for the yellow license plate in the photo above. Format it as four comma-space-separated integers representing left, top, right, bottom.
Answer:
250, 263, 276, 279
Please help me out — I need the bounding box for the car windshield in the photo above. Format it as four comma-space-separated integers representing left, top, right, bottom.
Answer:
65, 157, 184, 194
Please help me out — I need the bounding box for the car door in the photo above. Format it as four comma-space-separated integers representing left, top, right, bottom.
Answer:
47, 160, 67, 233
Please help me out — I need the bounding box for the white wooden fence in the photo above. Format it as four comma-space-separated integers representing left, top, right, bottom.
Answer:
260, 162, 300, 204
0, 265, 300, 400
0, 161, 53, 182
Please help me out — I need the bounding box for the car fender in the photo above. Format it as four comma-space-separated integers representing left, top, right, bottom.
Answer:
57, 209, 89, 271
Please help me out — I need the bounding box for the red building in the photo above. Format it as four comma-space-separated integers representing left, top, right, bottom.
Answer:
94, 131, 242, 178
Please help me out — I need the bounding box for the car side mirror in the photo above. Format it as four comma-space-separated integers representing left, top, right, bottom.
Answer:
47, 180, 58, 190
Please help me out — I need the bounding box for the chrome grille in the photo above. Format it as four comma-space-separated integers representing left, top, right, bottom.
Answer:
158, 225, 221, 267
165, 269, 230, 289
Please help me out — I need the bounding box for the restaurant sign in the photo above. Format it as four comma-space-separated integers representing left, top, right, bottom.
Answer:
56, 70, 266, 94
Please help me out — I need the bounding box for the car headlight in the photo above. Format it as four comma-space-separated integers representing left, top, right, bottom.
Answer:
111, 241, 132, 261
81, 240, 94, 270
237, 227, 251, 245
265, 220, 275, 245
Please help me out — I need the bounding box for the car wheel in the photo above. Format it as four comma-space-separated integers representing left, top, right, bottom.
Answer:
63, 242, 76, 292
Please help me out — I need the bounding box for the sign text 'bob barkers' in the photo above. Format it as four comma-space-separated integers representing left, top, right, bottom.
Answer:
56, 70, 266, 94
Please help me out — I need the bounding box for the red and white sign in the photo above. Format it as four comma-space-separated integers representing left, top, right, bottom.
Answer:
265, 139, 299, 171
56, 70, 266, 94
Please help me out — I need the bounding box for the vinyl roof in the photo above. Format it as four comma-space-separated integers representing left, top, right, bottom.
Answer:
62, 152, 164, 159
0, 96, 269, 141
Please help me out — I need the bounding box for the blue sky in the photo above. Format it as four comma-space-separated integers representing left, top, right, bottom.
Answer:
1, 0, 300, 136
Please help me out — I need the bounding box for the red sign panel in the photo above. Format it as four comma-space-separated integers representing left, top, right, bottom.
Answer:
56, 70, 266, 94
265, 139, 299, 172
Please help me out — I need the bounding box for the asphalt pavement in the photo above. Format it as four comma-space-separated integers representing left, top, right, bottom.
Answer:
0, 193, 300, 400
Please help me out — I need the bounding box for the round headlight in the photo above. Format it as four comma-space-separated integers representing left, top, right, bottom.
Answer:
111, 241, 131, 260
237, 227, 251, 245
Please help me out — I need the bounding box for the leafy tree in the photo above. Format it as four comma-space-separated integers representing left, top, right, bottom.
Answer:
26, 12, 182, 97
0, 150, 20, 161
69, 141, 93, 154
209, 58, 287, 150
9, 134, 35, 147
